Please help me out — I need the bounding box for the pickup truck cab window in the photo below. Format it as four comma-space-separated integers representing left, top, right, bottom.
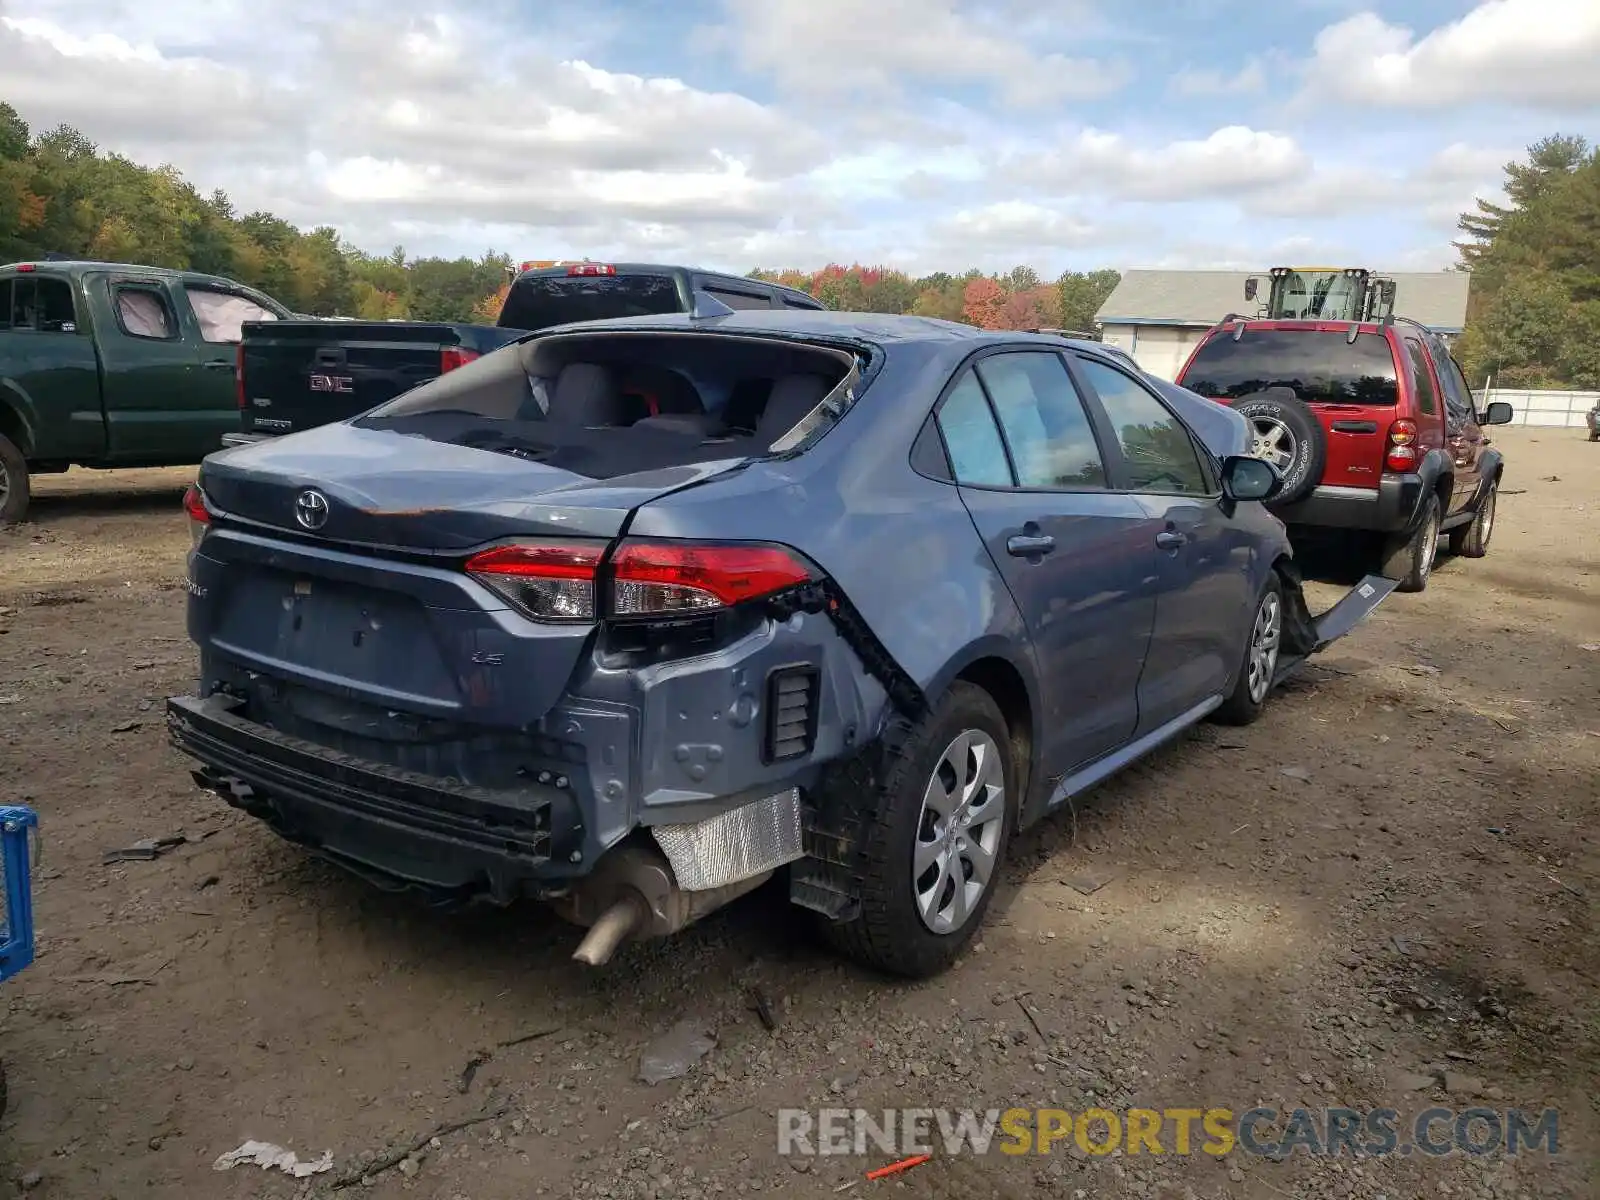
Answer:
114, 285, 178, 340
5, 276, 78, 333
704, 286, 773, 310
185, 287, 280, 344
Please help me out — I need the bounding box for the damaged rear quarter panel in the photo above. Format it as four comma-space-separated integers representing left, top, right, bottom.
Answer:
622, 344, 1042, 755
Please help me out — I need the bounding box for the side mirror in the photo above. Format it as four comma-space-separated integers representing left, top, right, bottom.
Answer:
1221, 455, 1280, 503
1243, 277, 1260, 302
1478, 401, 1513, 426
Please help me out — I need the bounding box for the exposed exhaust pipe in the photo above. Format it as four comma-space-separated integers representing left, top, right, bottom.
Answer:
551, 843, 772, 967
571, 894, 646, 966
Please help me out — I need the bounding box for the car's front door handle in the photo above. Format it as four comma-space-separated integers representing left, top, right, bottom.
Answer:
1155, 530, 1187, 551
203, 360, 234, 371
1006, 533, 1055, 557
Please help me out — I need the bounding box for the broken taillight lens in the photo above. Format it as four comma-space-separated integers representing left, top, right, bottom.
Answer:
465, 541, 606, 621
440, 346, 480, 373
610, 541, 816, 617
183, 485, 210, 548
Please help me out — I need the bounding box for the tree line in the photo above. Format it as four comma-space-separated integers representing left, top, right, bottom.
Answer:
1454, 134, 1599, 391
4, 96, 1595, 388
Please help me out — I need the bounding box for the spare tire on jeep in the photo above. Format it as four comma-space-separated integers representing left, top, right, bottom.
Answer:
1230, 386, 1326, 506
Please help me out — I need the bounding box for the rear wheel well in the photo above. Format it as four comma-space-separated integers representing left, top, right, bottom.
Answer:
0, 399, 29, 456
954, 657, 1033, 814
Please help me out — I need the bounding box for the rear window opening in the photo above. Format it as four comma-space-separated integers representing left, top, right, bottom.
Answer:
1180, 328, 1399, 406
497, 273, 683, 331
357, 331, 860, 480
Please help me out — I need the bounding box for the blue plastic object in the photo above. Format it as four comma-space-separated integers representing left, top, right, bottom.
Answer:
0, 806, 38, 984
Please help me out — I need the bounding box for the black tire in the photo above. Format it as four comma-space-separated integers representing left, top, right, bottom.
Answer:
1590, 429, 1599, 442
1231, 389, 1326, 506
1212, 574, 1285, 726
1381, 493, 1441, 593
1448, 479, 1496, 558
817, 682, 1015, 979
0, 433, 28, 526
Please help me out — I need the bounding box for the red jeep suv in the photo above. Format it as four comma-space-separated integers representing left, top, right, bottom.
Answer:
1175, 316, 1513, 592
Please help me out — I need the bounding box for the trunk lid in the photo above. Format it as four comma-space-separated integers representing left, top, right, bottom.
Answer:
193, 424, 748, 729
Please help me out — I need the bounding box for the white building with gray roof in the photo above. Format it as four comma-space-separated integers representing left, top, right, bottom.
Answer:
1094, 269, 1472, 381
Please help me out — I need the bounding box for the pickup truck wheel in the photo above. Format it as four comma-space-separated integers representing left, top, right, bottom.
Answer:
817, 681, 1014, 979
0, 434, 30, 526
1448, 480, 1496, 559
1231, 390, 1326, 506
1211, 574, 1284, 726
1382, 493, 1441, 593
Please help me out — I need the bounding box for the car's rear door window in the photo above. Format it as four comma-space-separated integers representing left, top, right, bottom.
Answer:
936, 370, 1013, 487
497, 273, 682, 330
1075, 357, 1209, 495
973, 352, 1107, 488
1402, 336, 1438, 416
114, 285, 178, 339
1179, 328, 1399, 406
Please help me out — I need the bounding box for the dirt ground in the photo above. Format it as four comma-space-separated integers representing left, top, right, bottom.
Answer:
0, 427, 1596, 1200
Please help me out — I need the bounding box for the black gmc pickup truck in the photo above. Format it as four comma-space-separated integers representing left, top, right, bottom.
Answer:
227, 262, 823, 446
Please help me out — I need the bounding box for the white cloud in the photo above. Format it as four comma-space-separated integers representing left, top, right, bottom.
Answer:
1305, 0, 1600, 110
702, 0, 1131, 107
1241, 142, 1513, 223
1170, 60, 1267, 97
1010, 126, 1311, 202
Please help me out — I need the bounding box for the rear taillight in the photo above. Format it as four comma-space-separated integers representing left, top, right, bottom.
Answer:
235, 343, 246, 410
440, 346, 480, 373
465, 541, 607, 621
1385, 418, 1419, 473
610, 542, 816, 616
463, 539, 817, 623
183, 485, 210, 548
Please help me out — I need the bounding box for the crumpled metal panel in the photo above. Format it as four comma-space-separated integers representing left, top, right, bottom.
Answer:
652, 789, 803, 891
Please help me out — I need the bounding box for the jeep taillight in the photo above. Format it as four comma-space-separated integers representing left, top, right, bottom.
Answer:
463, 539, 817, 623
235, 343, 246, 410
1385, 419, 1419, 473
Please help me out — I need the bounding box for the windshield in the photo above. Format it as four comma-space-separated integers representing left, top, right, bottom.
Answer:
1268, 270, 1366, 320
497, 273, 682, 331
1179, 328, 1399, 406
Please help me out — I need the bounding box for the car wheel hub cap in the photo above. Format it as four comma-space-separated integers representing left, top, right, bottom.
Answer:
1249, 417, 1296, 471
1480, 492, 1495, 545
1246, 591, 1282, 704
1421, 515, 1438, 577
914, 729, 1004, 936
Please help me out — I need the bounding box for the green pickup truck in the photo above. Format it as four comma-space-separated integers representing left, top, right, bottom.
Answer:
0, 260, 292, 523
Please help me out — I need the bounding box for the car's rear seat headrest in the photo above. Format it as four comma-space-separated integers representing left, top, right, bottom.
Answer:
756, 373, 834, 445
548, 362, 627, 426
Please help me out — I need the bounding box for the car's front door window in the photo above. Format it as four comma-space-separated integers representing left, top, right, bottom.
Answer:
1074, 357, 1209, 495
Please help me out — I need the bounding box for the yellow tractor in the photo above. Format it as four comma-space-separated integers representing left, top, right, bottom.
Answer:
1243, 266, 1397, 323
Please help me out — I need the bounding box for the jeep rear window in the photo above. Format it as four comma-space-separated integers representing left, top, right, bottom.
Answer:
497, 273, 682, 331
1179, 329, 1399, 406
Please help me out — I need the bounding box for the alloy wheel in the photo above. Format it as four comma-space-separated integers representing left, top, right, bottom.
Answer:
913, 729, 1005, 935
1248, 417, 1297, 472
1246, 590, 1283, 705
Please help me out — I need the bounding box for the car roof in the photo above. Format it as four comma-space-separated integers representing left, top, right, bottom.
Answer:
0, 259, 266, 291
537, 307, 1123, 358
512, 262, 818, 304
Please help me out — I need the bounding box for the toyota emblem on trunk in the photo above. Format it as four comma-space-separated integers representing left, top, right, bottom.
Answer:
294, 489, 330, 531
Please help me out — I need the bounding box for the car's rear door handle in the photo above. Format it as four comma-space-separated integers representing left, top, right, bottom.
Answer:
203, 360, 234, 371
1006, 533, 1055, 557
1155, 530, 1187, 551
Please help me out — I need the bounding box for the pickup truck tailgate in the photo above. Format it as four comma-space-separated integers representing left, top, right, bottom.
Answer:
239, 321, 485, 437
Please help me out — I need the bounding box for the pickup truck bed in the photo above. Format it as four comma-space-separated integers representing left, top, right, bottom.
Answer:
229, 321, 522, 446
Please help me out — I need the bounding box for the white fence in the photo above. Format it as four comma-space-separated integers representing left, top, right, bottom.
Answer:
1474, 388, 1597, 429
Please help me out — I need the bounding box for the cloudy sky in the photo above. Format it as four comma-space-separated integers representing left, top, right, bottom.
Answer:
2, 0, 1596, 275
